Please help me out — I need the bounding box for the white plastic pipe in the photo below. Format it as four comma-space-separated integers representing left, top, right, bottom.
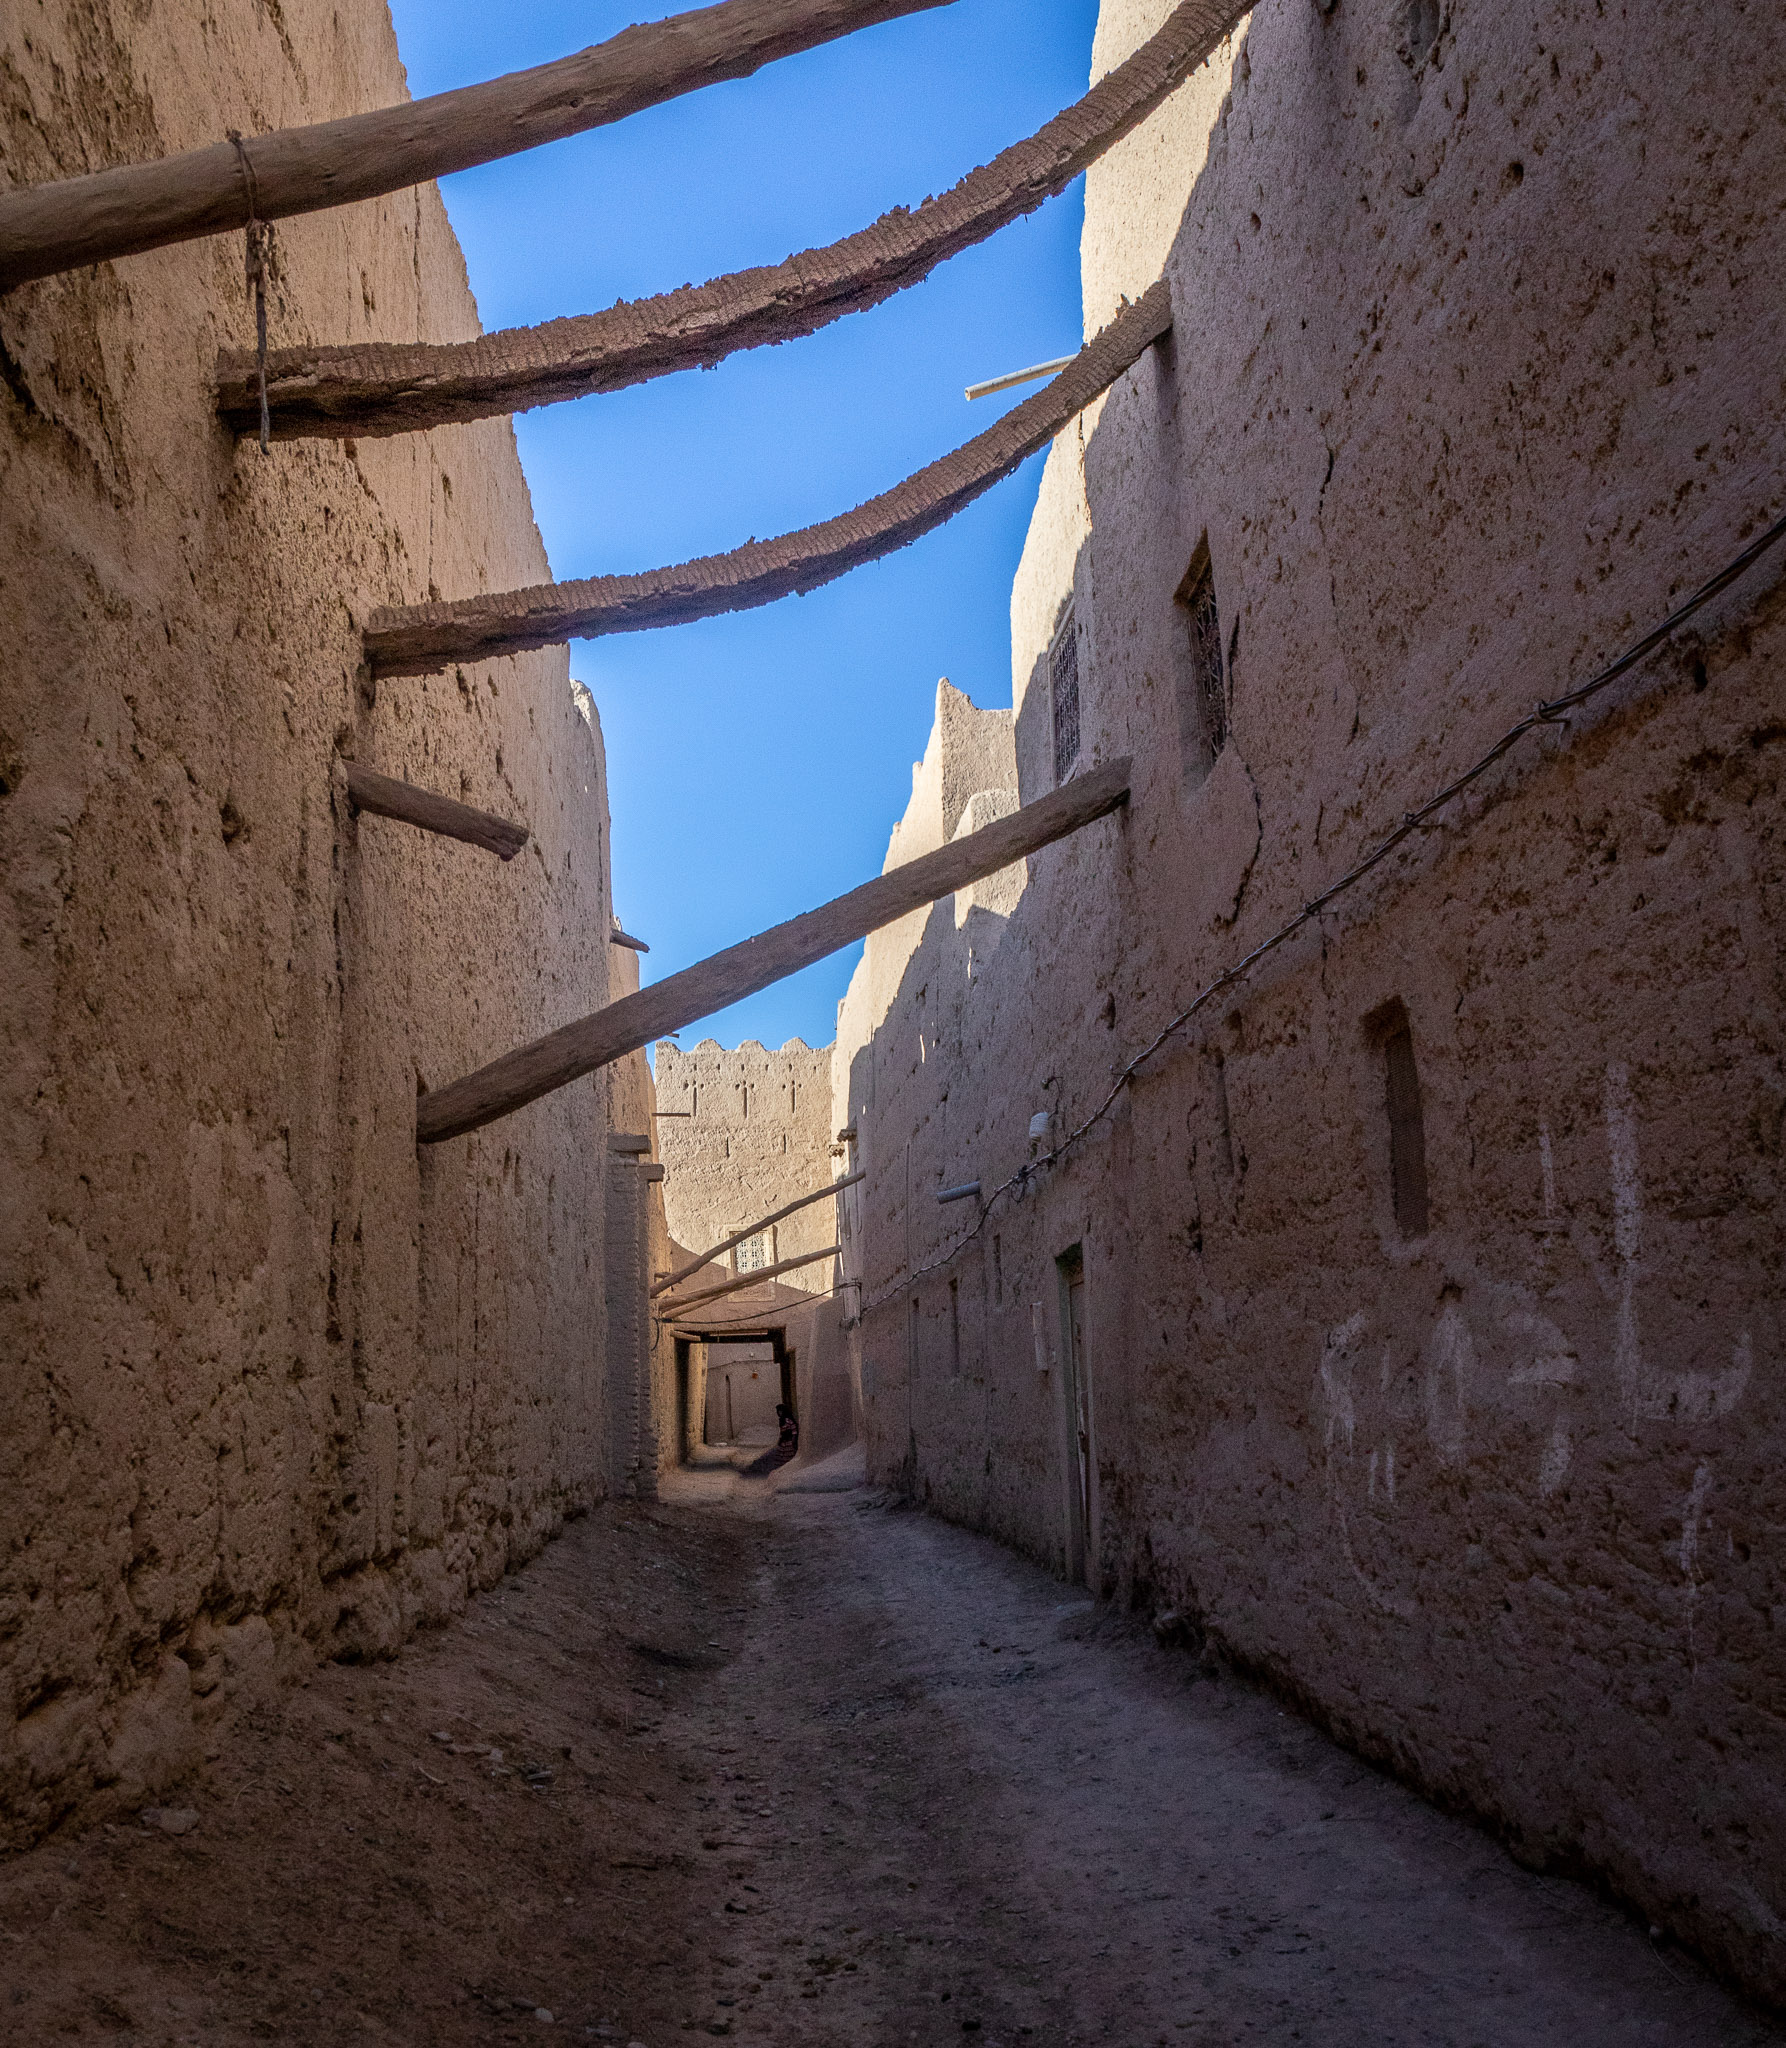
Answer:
965, 356, 1075, 401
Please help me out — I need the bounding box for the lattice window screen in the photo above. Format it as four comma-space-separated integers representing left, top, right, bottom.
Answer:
1051, 613, 1081, 783
734, 1231, 770, 1274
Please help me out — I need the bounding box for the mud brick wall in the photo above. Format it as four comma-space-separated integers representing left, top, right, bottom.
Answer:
654, 1037, 836, 1292
1, 1, 625, 1843
837, 0, 1786, 2005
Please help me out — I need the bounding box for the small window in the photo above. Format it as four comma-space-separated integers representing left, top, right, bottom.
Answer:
1050, 610, 1081, 783
734, 1230, 770, 1274
1175, 541, 1226, 764
1373, 1006, 1431, 1239
949, 1277, 962, 1376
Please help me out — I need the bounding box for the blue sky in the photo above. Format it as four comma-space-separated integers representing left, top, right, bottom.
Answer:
385, 0, 1099, 1053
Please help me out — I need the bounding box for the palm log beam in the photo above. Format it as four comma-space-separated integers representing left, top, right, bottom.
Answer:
416, 757, 1131, 1145
346, 764, 528, 860
659, 1244, 841, 1317
215, 2, 1245, 440
653, 1172, 867, 1298
366, 284, 1171, 680
0, 0, 952, 295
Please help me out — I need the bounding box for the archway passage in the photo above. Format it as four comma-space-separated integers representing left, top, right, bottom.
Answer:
700, 1343, 779, 1450
673, 1307, 805, 1481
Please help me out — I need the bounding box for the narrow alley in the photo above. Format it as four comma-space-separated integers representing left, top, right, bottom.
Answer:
6, 1464, 1776, 2046
5, 1, 1784, 2034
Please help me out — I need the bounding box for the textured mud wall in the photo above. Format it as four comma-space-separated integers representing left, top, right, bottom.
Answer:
605, 945, 671, 1497
0, 3, 624, 1844
780, 1294, 861, 1467
838, 0, 1786, 2004
653, 1038, 851, 1461
654, 1038, 836, 1289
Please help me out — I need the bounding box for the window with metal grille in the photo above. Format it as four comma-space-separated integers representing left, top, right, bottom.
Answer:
1176, 542, 1226, 763
1050, 611, 1081, 783
734, 1230, 770, 1274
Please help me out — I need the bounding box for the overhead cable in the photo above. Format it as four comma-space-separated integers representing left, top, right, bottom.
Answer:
859, 502, 1786, 1314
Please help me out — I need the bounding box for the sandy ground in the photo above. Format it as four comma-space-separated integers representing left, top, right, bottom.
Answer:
1, 1462, 1778, 2046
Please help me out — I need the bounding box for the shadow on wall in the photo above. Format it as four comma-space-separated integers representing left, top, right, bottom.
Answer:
779, 1289, 861, 1470
841, 885, 1039, 1520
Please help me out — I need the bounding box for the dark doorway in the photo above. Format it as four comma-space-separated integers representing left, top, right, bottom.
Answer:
675, 1337, 692, 1464
1057, 1245, 1092, 1585
702, 1342, 779, 1447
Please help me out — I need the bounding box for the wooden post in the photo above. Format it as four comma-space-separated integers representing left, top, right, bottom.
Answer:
365, 285, 1171, 678
659, 1244, 841, 1317
416, 757, 1131, 1145
213, 1, 1245, 441
0, 0, 953, 294
346, 764, 528, 861
652, 1172, 866, 1297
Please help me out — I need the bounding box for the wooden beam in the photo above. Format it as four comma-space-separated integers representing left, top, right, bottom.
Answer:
610, 928, 651, 953
346, 764, 528, 860
416, 756, 1131, 1145
0, 0, 953, 295
660, 1244, 841, 1316
652, 1172, 866, 1298
365, 284, 1171, 679
215, 1, 1245, 440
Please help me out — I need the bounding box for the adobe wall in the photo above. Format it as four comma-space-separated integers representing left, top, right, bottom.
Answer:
778, 1295, 862, 1466
0, 2, 629, 1844
605, 941, 674, 1497
654, 1037, 837, 1290
837, 0, 1786, 2004
653, 1037, 856, 1460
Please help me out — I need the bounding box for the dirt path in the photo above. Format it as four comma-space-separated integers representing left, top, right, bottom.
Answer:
2, 1468, 1777, 2045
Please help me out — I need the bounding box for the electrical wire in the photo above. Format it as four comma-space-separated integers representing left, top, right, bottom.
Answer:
857, 502, 1786, 1316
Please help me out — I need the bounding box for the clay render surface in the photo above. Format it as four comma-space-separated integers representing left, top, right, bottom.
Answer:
1, 0, 645, 1847
836, 0, 1786, 2006
5, 0, 1783, 2028
0, 1471, 1775, 2045
654, 1038, 836, 1292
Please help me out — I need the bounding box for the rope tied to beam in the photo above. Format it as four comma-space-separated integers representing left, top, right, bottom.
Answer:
210, 0, 1249, 441
0, 1, 959, 296
226, 130, 271, 454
